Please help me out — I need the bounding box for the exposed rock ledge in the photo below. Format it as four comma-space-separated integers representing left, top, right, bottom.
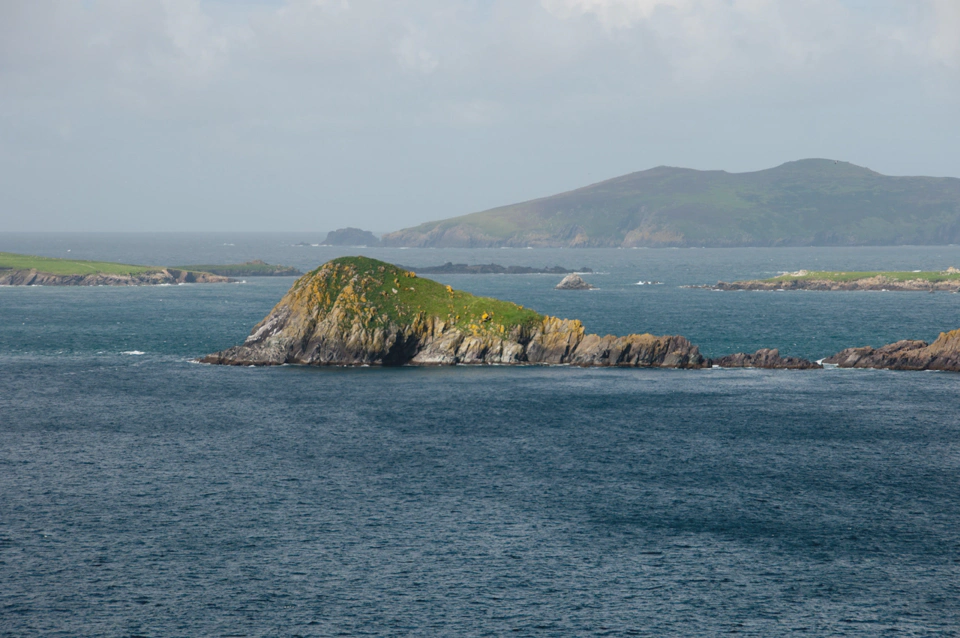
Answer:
0, 268, 233, 286
201, 256, 706, 368
711, 276, 960, 292
824, 329, 960, 371
713, 349, 822, 369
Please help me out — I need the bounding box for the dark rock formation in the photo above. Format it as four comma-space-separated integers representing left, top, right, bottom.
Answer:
0, 268, 233, 286
322, 228, 380, 246
713, 348, 822, 369
555, 274, 594, 290
399, 262, 591, 275
201, 257, 706, 368
824, 330, 960, 371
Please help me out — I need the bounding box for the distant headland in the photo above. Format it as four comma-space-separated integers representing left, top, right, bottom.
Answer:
380, 159, 960, 248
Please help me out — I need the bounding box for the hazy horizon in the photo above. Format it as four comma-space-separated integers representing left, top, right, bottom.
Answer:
2, 1, 959, 232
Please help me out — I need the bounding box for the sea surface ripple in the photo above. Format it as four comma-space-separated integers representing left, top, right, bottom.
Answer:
1, 235, 960, 635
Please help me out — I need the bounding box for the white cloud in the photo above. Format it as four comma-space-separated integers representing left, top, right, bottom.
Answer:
394, 26, 440, 74
541, 0, 688, 28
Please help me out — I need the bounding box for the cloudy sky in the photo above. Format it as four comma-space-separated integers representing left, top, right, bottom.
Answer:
2, 0, 959, 232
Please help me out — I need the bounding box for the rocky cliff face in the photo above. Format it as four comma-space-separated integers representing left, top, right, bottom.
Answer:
824, 330, 960, 371
201, 256, 707, 368
0, 268, 232, 286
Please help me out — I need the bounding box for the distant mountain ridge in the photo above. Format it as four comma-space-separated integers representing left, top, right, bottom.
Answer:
381, 159, 960, 247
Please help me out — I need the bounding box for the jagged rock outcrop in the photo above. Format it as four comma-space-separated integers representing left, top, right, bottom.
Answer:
0, 268, 232, 286
713, 348, 822, 369
201, 256, 706, 368
555, 274, 594, 290
824, 330, 960, 371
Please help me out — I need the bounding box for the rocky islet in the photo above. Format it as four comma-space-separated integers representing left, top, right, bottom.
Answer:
555, 274, 595, 290
198, 256, 960, 372
202, 257, 706, 368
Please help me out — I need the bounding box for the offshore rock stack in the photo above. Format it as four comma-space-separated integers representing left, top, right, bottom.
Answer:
555, 274, 595, 290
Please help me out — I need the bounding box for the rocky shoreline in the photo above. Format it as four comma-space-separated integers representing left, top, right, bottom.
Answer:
0, 268, 233, 286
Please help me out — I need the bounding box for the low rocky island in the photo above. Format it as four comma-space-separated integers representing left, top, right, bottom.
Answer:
709, 269, 960, 292
173, 260, 302, 277
714, 349, 822, 369
825, 330, 960, 371
555, 274, 595, 290
398, 262, 591, 275
202, 256, 706, 367
0, 252, 233, 286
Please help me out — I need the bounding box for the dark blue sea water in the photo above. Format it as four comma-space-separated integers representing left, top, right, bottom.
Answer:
2, 234, 960, 635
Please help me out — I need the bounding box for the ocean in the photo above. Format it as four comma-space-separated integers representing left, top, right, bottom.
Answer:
2, 233, 959, 635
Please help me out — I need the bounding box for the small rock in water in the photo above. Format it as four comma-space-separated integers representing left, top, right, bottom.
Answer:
555, 274, 594, 290
713, 348, 821, 369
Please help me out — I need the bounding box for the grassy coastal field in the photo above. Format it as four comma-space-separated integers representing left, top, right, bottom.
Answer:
1, 253, 299, 278
0, 252, 159, 276
303, 256, 544, 333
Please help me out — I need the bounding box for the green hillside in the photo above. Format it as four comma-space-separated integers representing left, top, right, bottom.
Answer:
294, 256, 544, 334
381, 159, 960, 247
0, 252, 158, 276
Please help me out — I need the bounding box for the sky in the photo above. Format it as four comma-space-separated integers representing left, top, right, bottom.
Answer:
1, 0, 959, 233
